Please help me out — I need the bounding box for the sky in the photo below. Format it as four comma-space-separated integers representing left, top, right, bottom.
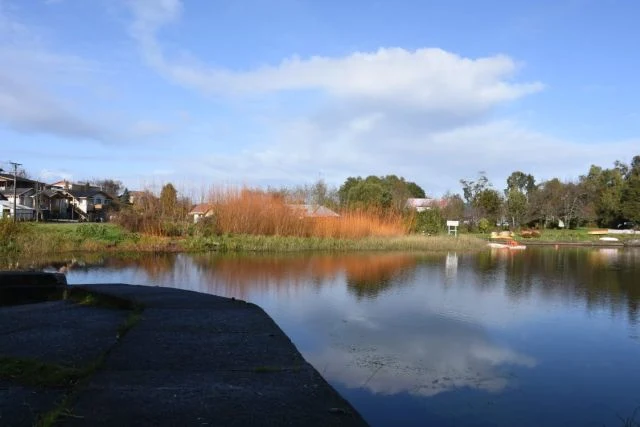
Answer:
1, 0, 639, 197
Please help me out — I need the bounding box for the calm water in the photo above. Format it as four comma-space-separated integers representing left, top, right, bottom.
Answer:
22, 248, 640, 426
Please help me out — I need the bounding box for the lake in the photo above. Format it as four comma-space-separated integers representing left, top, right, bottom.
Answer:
25, 247, 640, 426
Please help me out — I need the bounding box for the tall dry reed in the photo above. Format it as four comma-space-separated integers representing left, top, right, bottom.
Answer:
206, 187, 410, 238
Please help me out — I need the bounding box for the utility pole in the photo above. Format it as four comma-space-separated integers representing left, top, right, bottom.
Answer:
9, 161, 22, 222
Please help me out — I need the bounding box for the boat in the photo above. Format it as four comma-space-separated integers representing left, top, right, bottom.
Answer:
588, 229, 609, 235
599, 236, 619, 242
488, 237, 526, 250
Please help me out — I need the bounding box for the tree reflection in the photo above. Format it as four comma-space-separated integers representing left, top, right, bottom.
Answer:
499, 247, 640, 325
188, 253, 419, 300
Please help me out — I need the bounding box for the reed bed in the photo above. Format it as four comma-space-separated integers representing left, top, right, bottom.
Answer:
205, 187, 410, 238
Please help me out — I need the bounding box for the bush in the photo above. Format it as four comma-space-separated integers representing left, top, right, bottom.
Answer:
0, 218, 23, 252
73, 224, 127, 243
478, 218, 491, 233
412, 208, 444, 235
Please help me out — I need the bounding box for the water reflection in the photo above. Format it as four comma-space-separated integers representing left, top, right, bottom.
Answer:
7, 247, 640, 426
309, 308, 536, 397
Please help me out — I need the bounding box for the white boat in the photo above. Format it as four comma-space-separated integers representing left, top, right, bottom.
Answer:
487, 242, 526, 250
599, 237, 619, 242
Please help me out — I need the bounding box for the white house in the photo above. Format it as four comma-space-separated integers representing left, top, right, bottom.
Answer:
0, 188, 36, 209
0, 200, 35, 220
189, 203, 215, 223
406, 198, 436, 212
286, 204, 340, 218
53, 189, 113, 221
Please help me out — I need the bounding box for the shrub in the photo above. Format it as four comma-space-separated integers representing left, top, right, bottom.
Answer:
73, 224, 126, 243
478, 218, 491, 233
0, 218, 23, 252
411, 208, 444, 235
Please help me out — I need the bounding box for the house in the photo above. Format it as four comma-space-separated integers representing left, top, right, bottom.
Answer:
127, 190, 148, 205
50, 180, 100, 191
406, 198, 449, 212
287, 204, 340, 218
0, 200, 35, 220
189, 203, 215, 223
60, 189, 113, 221
0, 188, 36, 209
406, 198, 437, 212
0, 174, 64, 220
45, 188, 113, 221
0, 173, 38, 191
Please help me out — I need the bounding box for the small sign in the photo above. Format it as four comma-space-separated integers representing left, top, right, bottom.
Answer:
446, 220, 459, 226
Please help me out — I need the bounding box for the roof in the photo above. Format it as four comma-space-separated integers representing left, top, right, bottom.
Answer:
287, 204, 340, 218
406, 198, 436, 208
0, 174, 37, 184
41, 189, 60, 198
0, 200, 34, 211
0, 188, 35, 197
189, 203, 215, 215
65, 189, 113, 199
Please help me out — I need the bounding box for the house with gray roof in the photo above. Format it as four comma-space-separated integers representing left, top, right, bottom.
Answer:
287, 204, 340, 218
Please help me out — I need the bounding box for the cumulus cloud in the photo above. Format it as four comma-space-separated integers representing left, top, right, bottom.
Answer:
0, 3, 173, 144
129, 0, 543, 115
126, 0, 638, 191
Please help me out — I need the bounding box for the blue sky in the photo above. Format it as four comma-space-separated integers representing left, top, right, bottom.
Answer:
1, 0, 638, 197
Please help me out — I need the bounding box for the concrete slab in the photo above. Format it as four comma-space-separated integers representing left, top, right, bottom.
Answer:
0, 382, 63, 427
0, 300, 127, 366
65, 369, 362, 427
1, 282, 367, 426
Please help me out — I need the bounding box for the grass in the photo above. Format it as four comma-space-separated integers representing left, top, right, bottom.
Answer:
520, 228, 637, 244
184, 233, 486, 252
2, 220, 487, 260
471, 227, 638, 244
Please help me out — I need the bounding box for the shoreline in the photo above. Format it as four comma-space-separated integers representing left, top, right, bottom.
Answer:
0, 273, 368, 426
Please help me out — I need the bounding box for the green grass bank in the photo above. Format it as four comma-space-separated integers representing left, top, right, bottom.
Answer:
1, 221, 486, 258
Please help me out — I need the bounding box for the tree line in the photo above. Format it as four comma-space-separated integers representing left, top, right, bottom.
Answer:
458, 155, 640, 230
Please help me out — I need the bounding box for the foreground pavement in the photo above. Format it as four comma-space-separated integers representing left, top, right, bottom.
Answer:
0, 275, 367, 426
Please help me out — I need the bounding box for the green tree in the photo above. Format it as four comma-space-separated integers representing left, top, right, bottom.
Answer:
160, 183, 178, 218
580, 164, 625, 227
441, 193, 465, 220
406, 181, 426, 198
506, 171, 536, 196
338, 175, 425, 211
338, 177, 362, 206
460, 172, 498, 224
460, 172, 490, 205
621, 155, 640, 224
505, 189, 527, 228
475, 188, 502, 224
528, 179, 586, 229
347, 181, 392, 209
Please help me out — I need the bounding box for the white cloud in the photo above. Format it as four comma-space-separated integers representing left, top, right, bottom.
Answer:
125, 1, 637, 192
129, 1, 543, 115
